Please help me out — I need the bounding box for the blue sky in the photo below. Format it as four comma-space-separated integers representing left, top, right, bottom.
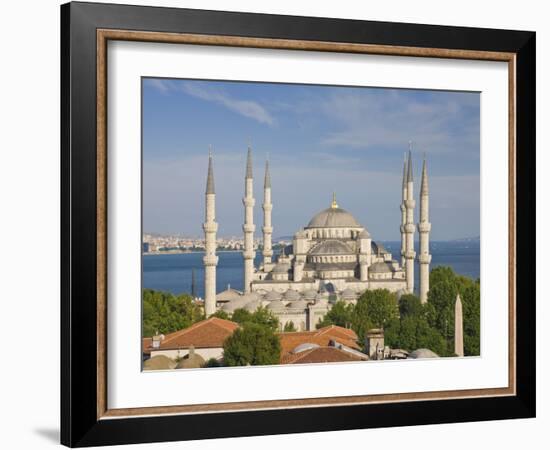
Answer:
143, 78, 480, 241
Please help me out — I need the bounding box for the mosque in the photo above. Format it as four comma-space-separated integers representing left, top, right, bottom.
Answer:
201, 147, 432, 331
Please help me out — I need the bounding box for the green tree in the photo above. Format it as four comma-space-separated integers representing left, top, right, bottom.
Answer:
398, 294, 423, 318
210, 310, 230, 320
203, 358, 222, 368
352, 289, 398, 342
283, 321, 297, 332
142, 289, 204, 336
250, 307, 279, 331
427, 266, 480, 356
223, 323, 281, 366
231, 308, 253, 325
316, 301, 353, 329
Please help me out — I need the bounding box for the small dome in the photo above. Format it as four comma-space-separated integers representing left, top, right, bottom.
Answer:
266, 300, 287, 312
143, 355, 176, 371
241, 292, 261, 301
244, 299, 261, 312
409, 348, 440, 359
284, 289, 301, 301
287, 299, 309, 310
221, 297, 248, 313
293, 343, 320, 353
303, 289, 318, 300
358, 229, 371, 239
264, 290, 282, 301
309, 240, 353, 256
176, 353, 205, 369
307, 206, 361, 228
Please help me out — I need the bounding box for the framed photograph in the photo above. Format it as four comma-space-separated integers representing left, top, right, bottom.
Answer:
61, 1, 535, 447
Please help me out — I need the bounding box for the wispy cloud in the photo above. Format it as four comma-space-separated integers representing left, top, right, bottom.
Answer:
297, 89, 479, 156
147, 79, 275, 126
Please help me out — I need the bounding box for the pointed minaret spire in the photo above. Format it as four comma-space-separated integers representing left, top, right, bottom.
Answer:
402, 152, 408, 195
407, 149, 414, 183
418, 154, 432, 303
242, 146, 256, 293
206, 147, 215, 194
264, 158, 271, 189
420, 155, 429, 195
203, 150, 219, 316
246, 146, 253, 179
262, 157, 273, 269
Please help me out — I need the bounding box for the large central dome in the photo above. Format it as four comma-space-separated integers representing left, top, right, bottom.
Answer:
307, 196, 362, 228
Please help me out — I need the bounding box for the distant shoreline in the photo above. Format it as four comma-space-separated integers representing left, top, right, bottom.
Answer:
143, 250, 242, 256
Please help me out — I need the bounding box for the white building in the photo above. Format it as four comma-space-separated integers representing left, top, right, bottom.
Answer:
203, 148, 432, 330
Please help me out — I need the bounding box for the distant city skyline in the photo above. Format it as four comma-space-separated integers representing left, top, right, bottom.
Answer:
143, 78, 480, 241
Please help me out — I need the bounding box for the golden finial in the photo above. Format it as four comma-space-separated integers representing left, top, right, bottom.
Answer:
331, 192, 338, 209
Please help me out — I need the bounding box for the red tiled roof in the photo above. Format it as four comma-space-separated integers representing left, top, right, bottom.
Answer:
281, 346, 367, 364
278, 325, 360, 356
144, 317, 239, 351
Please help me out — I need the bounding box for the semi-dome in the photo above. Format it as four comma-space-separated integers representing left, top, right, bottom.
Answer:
307, 206, 361, 228
309, 240, 353, 256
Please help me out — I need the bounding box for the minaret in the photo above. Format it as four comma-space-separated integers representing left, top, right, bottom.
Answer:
202, 151, 218, 316
418, 157, 432, 303
242, 147, 256, 293
400, 153, 408, 268
404, 149, 416, 294
454, 293, 464, 357
262, 159, 273, 270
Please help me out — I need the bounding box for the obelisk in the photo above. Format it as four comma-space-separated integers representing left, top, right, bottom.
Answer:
454, 293, 464, 357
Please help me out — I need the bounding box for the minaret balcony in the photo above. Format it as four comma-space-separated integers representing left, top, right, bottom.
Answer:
202, 222, 218, 233
405, 199, 416, 209
262, 204, 273, 212
404, 223, 416, 233
242, 224, 256, 233
242, 198, 256, 207
405, 250, 416, 259
243, 250, 256, 259
203, 255, 219, 266
418, 222, 432, 233
262, 226, 273, 233
418, 254, 432, 264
